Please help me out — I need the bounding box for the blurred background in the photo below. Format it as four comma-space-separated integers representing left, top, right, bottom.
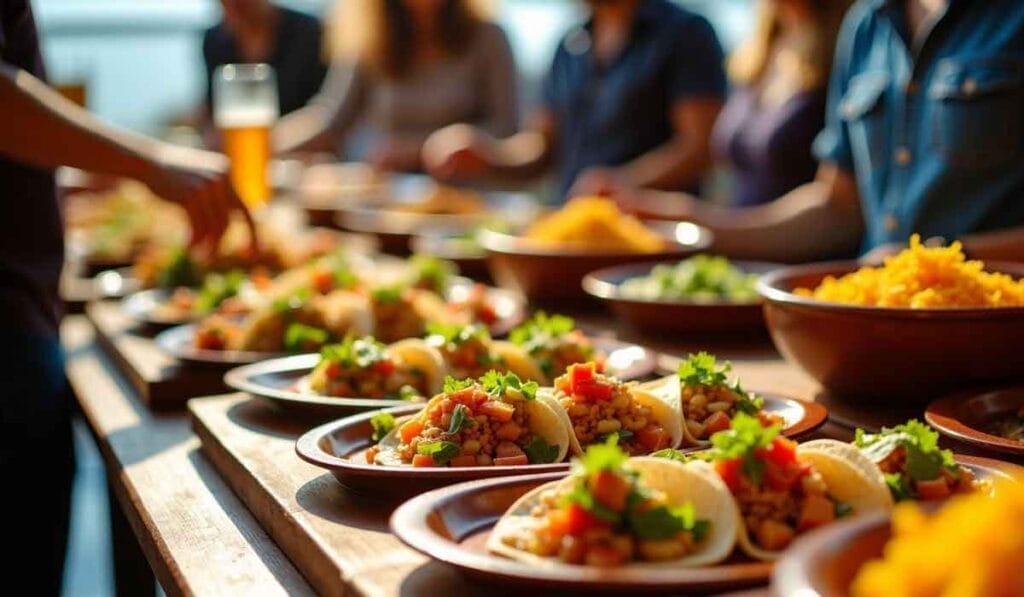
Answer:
41, 1, 754, 594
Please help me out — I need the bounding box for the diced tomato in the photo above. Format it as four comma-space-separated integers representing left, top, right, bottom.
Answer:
763, 460, 805, 492
797, 494, 836, 530
324, 361, 341, 380
589, 471, 630, 512
755, 520, 796, 551
372, 359, 396, 377
195, 329, 226, 350
915, 478, 952, 500
399, 421, 424, 445
479, 400, 515, 422
494, 455, 529, 466
448, 387, 478, 407
584, 545, 627, 567
411, 454, 435, 467
437, 398, 454, 414
760, 437, 799, 467
312, 269, 334, 294
557, 502, 606, 536
704, 411, 732, 435
449, 455, 478, 467
576, 379, 613, 402
715, 458, 744, 491
476, 304, 497, 325
636, 425, 667, 452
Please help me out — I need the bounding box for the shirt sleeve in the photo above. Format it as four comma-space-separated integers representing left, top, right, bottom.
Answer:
811, 9, 859, 173
476, 23, 519, 138
665, 15, 727, 102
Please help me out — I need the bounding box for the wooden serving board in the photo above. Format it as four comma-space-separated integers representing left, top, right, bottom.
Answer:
188, 394, 492, 597
87, 300, 228, 410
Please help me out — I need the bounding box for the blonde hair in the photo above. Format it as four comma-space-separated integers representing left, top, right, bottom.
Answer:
326, 0, 494, 79
728, 0, 851, 90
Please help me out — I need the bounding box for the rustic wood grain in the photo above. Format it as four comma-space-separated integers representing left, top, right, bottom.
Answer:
85, 300, 228, 410
63, 317, 313, 596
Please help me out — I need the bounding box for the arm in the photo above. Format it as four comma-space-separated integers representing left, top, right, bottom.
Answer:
0, 64, 254, 250
273, 61, 366, 155
629, 163, 864, 263
477, 24, 519, 138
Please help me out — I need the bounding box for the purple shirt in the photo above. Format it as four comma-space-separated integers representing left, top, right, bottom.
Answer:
712, 85, 826, 207
0, 0, 63, 335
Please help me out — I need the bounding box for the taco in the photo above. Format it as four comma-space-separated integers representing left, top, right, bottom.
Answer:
704, 414, 892, 560
369, 371, 569, 467
541, 362, 683, 456
851, 420, 979, 501
642, 352, 784, 447
425, 323, 543, 382
369, 285, 448, 343
508, 312, 603, 383
304, 336, 445, 401
487, 443, 738, 567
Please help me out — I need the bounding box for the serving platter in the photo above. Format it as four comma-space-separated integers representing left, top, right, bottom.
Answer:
773, 455, 1024, 596
926, 385, 1024, 456
389, 472, 773, 592
582, 260, 780, 335
121, 288, 197, 326
293, 392, 825, 497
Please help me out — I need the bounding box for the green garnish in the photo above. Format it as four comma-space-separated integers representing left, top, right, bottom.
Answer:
597, 429, 633, 444
629, 502, 709, 541
651, 448, 708, 464
416, 440, 462, 465
397, 385, 420, 401
409, 254, 458, 293
319, 336, 388, 368
156, 247, 202, 289
371, 286, 403, 305
370, 412, 396, 441
678, 352, 764, 414
442, 376, 475, 394
426, 322, 490, 347
272, 288, 312, 314
854, 420, 959, 492
618, 255, 758, 302
284, 323, 329, 353
523, 437, 560, 464
480, 370, 538, 401
575, 435, 629, 476
708, 412, 781, 486
447, 404, 475, 434
509, 311, 577, 352
195, 270, 246, 313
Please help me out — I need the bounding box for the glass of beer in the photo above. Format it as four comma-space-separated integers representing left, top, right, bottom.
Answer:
213, 63, 278, 208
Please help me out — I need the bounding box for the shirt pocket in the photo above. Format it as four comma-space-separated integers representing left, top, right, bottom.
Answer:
929, 58, 1024, 168
839, 71, 889, 173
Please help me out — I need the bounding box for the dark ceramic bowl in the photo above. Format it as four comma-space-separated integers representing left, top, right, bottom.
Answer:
479, 222, 713, 306
757, 261, 1024, 401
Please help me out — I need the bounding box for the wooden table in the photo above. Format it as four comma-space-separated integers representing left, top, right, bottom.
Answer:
64, 316, 312, 595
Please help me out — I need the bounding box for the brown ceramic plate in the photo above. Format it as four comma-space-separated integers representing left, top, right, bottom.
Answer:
758, 261, 1024, 400
480, 222, 713, 306
773, 455, 1024, 596
926, 386, 1024, 456
293, 391, 822, 497
582, 260, 779, 335
390, 473, 772, 592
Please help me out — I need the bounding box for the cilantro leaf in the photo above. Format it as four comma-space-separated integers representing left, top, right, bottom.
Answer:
509, 311, 578, 354
523, 437, 560, 464
397, 385, 420, 401
443, 376, 475, 394
480, 370, 538, 401
575, 436, 629, 476
371, 286, 403, 305
319, 335, 387, 368
708, 412, 780, 486
447, 404, 475, 434
284, 323, 329, 353
854, 420, 958, 484
370, 412, 396, 442
272, 288, 312, 314
195, 270, 245, 313
677, 351, 731, 387
563, 483, 622, 524
409, 254, 457, 293
651, 448, 707, 464
628, 502, 708, 541
416, 440, 462, 465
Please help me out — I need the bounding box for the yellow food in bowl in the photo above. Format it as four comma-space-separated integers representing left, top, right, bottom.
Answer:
852, 477, 1024, 597
523, 197, 666, 253
796, 235, 1024, 308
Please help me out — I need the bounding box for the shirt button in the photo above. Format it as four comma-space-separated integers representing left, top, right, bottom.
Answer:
883, 214, 900, 233
895, 147, 912, 166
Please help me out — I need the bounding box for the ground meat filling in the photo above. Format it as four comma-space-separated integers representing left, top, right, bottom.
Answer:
313, 359, 424, 399
535, 331, 597, 379
555, 363, 669, 456
681, 383, 783, 441
372, 292, 427, 343
732, 466, 835, 551
876, 446, 976, 499
432, 335, 506, 380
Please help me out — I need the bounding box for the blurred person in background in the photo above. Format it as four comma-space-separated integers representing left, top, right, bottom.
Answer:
0, 1, 254, 592
711, 0, 850, 208
273, 0, 518, 172
422, 0, 726, 201
606, 0, 1024, 263
203, 0, 328, 119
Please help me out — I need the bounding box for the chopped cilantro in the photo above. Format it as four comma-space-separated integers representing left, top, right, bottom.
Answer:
416, 440, 462, 465
156, 248, 201, 289
426, 322, 490, 347
574, 436, 629, 476
195, 270, 245, 313
272, 288, 312, 314
480, 370, 538, 401
447, 404, 475, 434
509, 311, 578, 354
708, 412, 781, 486
854, 420, 959, 486
523, 437, 560, 464
651, 448, 708, 464
284, 323, 329, 353
409, 254, 458, 293
369, 412, 396, 442
677, 352, 730, 387
371, 286, 403, 305
628, 502, 708, 541
319, 336, 388, 368
397, 385, 420, 401
442, 376, 475, 394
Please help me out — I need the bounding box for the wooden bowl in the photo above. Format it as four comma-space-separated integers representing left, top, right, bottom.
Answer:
757, 261, 1024, 401
480, 222, 713, 306
926, 385, 1024, 456
582, 260, 778, 336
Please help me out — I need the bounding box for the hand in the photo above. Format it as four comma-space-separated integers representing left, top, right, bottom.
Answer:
608, 185, 698, 221
567, 167, 631, 198
859, 242, 903, 266
138, 144, 258, 256
421, 124, 492, 182
367, 138, 422, 172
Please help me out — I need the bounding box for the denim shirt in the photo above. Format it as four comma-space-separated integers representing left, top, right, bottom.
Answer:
813, 0, 1024, 251
542, 0, 725, 199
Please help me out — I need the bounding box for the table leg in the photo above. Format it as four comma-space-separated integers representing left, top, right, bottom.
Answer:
108, 481, 156, 597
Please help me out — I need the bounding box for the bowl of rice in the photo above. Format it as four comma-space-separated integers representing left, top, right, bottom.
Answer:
757, 236, 1024, 400
479, 197, 712, 304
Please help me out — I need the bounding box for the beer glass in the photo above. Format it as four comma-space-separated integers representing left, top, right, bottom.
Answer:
213, 63, 278, 208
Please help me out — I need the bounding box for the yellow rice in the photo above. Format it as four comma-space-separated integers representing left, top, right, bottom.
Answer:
524, 197, 665, 253
796, 235, 1024, 308
851, 478, 1024, 597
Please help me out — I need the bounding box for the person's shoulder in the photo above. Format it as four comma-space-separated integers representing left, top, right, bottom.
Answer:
277, 6, 322, 35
